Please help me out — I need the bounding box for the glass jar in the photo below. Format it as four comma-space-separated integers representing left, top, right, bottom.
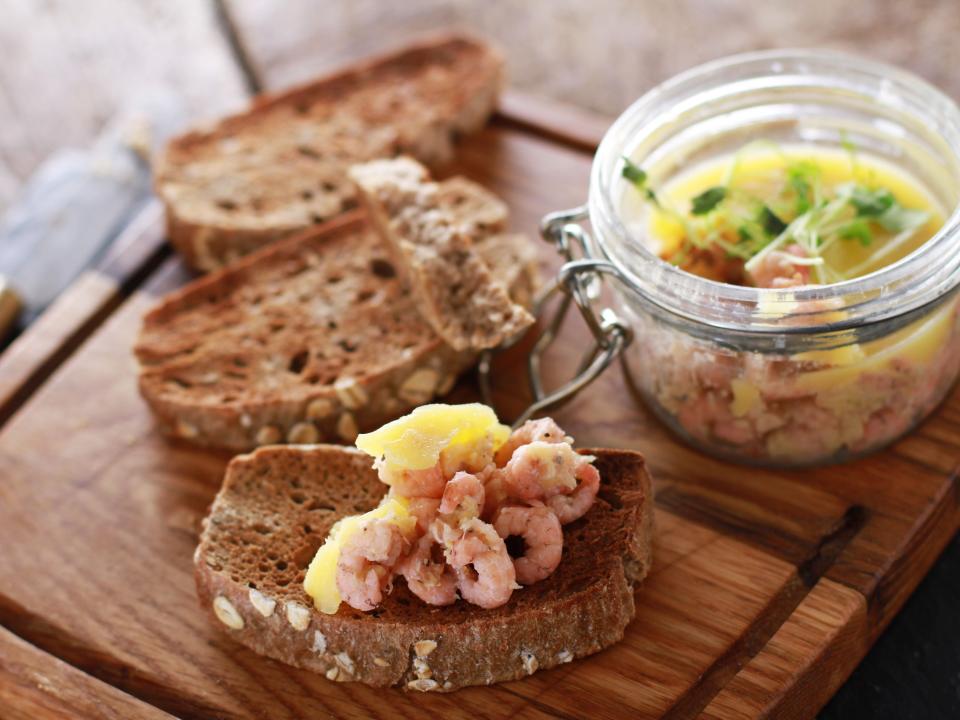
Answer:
544, 51, 960, 467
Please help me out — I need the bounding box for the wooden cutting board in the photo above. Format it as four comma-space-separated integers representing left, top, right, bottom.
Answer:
0, 98, 957, 720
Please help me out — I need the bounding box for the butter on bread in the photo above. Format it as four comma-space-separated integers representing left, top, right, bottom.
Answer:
194, 444, 654, 690
155, 35, 503, 272
350, 157, 534, 351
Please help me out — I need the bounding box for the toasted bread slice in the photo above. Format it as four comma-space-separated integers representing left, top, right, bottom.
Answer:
351, 157, 534, 351
135, 179, 537, 451
194, 445, 654, 691
155, 35, 503, 272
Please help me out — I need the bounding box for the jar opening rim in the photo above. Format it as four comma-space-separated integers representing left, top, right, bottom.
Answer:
589, 49, 960, 333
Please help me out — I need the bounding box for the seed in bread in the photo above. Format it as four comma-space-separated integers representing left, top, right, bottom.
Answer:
351, 157, 534, 351
155, 35, 504, 272
194, 444, 654, 691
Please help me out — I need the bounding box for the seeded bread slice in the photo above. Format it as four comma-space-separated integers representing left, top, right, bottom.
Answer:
350, 158, 534, 351
194, 445, 654, 691
155, 35, 503, 272
135, 180, 536, 451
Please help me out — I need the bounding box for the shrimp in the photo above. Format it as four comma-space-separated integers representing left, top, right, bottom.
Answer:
494, 418, 570, 466
379, 462, 446, 498
428, 472, 487, 557
336, 517, 410, 611
500, 441, 582, 501
747, 243, 812, 289
493, 506, 563, 585
397, 533, 457, 606
439, 471, 485, 518
480, 469, 508, 520
546, 460, 600, 524
404, 497, 441, 533
446, 518, 517, 609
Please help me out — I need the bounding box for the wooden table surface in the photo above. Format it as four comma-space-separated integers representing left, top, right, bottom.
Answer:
1, 2, 958, 718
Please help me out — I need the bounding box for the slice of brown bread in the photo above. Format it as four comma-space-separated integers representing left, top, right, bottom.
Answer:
194, 444, 654, 691
135, 180, 536, 451
155, 35, 503, 272
350, 157, 535, 351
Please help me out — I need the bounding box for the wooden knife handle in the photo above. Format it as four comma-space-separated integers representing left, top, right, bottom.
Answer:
0, 275, 22, 340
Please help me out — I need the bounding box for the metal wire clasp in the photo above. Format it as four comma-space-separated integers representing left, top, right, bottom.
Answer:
479, 205, 633, 427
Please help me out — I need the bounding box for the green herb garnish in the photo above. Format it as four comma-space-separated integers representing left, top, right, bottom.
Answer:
759, 206, 787, 237
690, 186, 727, 215
621, 140, 933, 284
838, 218, 874, 247
786, 160, 819, 215
622, 157, 647, 187
849, 186, 895, 217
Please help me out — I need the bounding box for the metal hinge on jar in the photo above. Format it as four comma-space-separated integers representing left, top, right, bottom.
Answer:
479, 205, 633, 427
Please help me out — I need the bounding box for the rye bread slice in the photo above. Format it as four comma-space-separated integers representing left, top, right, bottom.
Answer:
135, 180, 536, 451
350, 158, 535, 351
155, 35, 503, 272
194, 445, 654, 691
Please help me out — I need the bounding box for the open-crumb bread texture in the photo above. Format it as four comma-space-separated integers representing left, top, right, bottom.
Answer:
194, 445, 654, 691
155, 35, 503, 272
135, 180, 538, 451
350, 157, 534, 351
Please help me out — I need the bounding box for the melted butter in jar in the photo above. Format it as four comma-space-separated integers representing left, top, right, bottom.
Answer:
622, 143, 946, 286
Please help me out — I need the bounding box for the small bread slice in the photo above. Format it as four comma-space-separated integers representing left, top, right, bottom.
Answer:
194, 445, 654, 691
135, 179, 536, 451
350, 157, 534, 351
155, 35, 503, 272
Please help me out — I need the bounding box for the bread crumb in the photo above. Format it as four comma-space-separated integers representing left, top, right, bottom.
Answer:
334, 377, 368, 409
312, 630, 328, 654
325, 667, 339, 681
414, 640, 437, 658
285, 601, 310, 631
556, 650, 574, 664
521, 650, 538, 675
213, 596, 244, 630
248, 588, 276, 617
442, 681, 453, 690
373, 657, 389, 667
239, 413, 253, 428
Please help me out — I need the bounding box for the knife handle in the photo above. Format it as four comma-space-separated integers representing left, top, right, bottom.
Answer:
0, 275, 22, 341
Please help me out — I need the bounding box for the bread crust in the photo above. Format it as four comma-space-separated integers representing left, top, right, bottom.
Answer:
155, 35, 504, 272
194, 445, 654, 691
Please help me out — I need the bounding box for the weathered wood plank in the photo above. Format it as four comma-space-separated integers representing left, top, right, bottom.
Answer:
225, 0, 960, 115
0, 123, 850, 720
0, 0, 247, 214
701, 579, 869, 720
0, 203, 170, 427
0, 625, 174, 720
